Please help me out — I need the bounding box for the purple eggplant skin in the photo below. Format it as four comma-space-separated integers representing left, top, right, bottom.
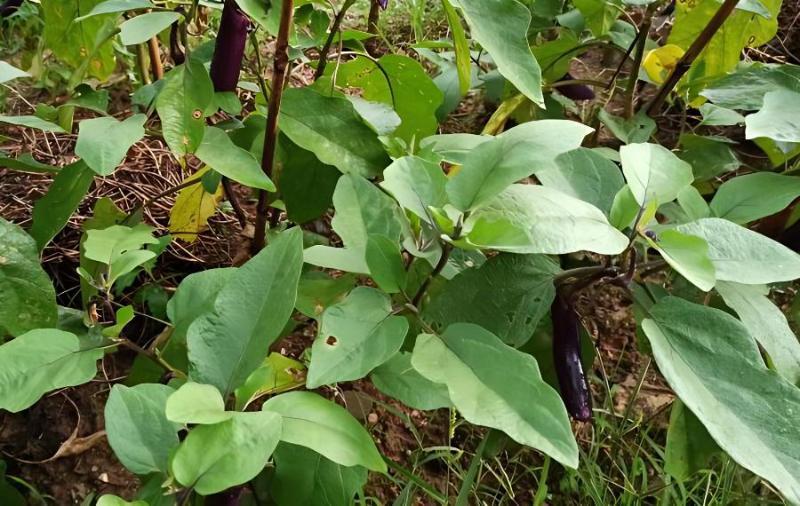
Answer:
209, 0, 251, 92
551, 293, 592, 422
205, 486, 244, 506
0, 0, 23, 17
555, 72, 595, 102
378, 0, 389, 9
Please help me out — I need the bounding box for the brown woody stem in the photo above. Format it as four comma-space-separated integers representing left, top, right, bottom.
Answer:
148, 37, 164, 81
624, 5, 654, 118
314, 0, 357, 80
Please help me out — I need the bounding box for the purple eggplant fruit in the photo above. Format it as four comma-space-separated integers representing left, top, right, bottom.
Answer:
551, 292, 592, 421
377, 0, 389, 9
0, 0, 23, 17
209, 0, 251, 92
555, 72, 595, 101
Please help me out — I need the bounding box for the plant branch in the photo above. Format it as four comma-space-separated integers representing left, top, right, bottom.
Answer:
115, 338, 186, 378
365, 0, 381, 56
314, 0, 357, 80
252, 0, 294, 253
411, 242, 453, 307
136, 43, 152, 84
148, 36, 164, 80
221, 177, 248, 228
624, 5, 654, 118
644, 0, 739, 116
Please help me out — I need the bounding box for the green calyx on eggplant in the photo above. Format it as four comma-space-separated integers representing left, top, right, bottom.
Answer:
551, 292, 592, 421
209, 0, 251, 92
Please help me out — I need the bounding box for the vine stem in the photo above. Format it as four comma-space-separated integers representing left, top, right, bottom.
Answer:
115, 338, 186, 378
252, 0, 294, 253
624, 4, 655, 118
314, 0, 357, 80
365, 0, 381, 56
644, 0, 739, 116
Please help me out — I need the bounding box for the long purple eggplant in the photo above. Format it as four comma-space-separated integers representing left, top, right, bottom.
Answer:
209, 0, 251, 92
555, 72, 595, 101
0, 0, 23, 17
551, 292, 592, 421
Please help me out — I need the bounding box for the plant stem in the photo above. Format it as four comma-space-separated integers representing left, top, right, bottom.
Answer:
548, 78, 610, 90
644, 0, 739, 116
624, 5, 654, 118
148, 37, 164, 80
365, 0, 381, 56
411, 242, 453, 307
314, 0, 357, 80
136, 43, 152, 84
221, 177, 248, 228
252, 0, 294, 253
115, 338, 186, 378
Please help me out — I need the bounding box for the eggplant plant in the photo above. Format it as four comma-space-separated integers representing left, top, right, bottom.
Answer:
2, 0, 800, 504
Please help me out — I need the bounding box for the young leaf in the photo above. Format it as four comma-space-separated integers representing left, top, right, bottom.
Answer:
119, 11, 182, 45
0, 329, 102, 412
165, 382, 232, 425
262, 391, 386, 472
642, 297, 800, 505
104, 383, 180, 475
74, 114, 146, 176
620, 143, 694, 207
371, 352, 451, 410
380, 155, 448, 224
710, 172, 800, 224
168, 167, 224, 242
646, 229, 716, 292
171, 411, 282, 495
83, 224, 159, 288
156, 59, 214, 157
307, 287, 408, 388
0, 218, 58, 336
188, 228, 304, 397
365, 235, 406, 293
411, 324, 579, 468
194, 127, 275, 191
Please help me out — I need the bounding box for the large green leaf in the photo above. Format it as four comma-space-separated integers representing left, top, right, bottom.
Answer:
75, 114, 146, 176
195, 126, 275, 191
454, 0, 544, 106
664, 399, 721, 480
745, 89, 800, 143
647, 229, 716, 292
294, 271, 356, 319
411, 324, 578, 468
700, 63, 800, 110
323, 55, 443, 143
270, 443, 368, 506
165, 382, 232, 425
188, 228, 303, 397
278, 137, 340, 224
156, 59, 214, 157
307, 287, 408, 388
459, 184, 628, 255
424, 253, 560, 346
675, 218, 800, 284
380, 156, 448, 224
642, 297, 800, 505
716, 281, 800, 385
710, 172, 800, 224
419, 133, 491, 164
29, 161, 95, 251
0, 219, 57, 336
171, 411, 282, 495
371, 352, 451, 411
676, 134, 739, 182
167, 268, 236, 342
262, 391, 386, 472
76, 0, 155, 20
446, 120, 593, 211
540, 148, 625, 215
279, 87, 390, 177
119, 11, 182, 45
573, 0, 618, 36
104, 383, 179, 475
0, 115, 66, 133
0, 329, 102, 412
620, 143, 694, 207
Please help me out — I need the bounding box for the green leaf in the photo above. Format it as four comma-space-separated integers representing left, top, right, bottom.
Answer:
424, 253, 560, 346
365, 235, 407, 294
280, 87, 390, 177
0, 460, 25, 506
75, 114, 146, 176
664, 399, 721, 480
573, 0, 618, 36
441, 0, 471, 96
710, 172, 800, 224
188, 228, 304, 397
96, 495, 148, 506
620, 143, 693, 207
28, 161, 93, 251
700, 63, 800, 110
411, 324, 578, 468
307, 287, 409, 388
746, 89, 800, 143
171, 410, 282, 495
295, 271, 357, 319
83, 224, 159, 288
371, 352, 451, 410
0, 61, 29, 83
460, 184, 628, 255
195, 126, 275, 191
609, 185, 640, 230
304, 174, 403, 273
78, 198, 127, 306
699, 103, 745, 126
446, 120, 593, 211
597, 109, 656, 144
270, 443, 368, 506
156, 60, 214, 157
647, 229, 715, 292
419, 133, 491, 164
0, 329, 102, 412
641, 297, 800, 505
675, 218, 800, 284
323, 54, 444, 143
167, 267, 236, 343
676, 134, 739, 182
0, 218, 58, 336
541, 148, 625, 215
716, 281, 800, 385
120, 11, 182, 45
262, 391, 386, 472
0, 115, 66, 133
76, 0, 155, 20
165, 382, 233, 425
234, 353, 306, 410
278, 137, 340, 224
454, 0, 544, 106
676, 185, 710, 221
381, 155, 448, 224
0, 152, 58, 173
104, 383, 179, 475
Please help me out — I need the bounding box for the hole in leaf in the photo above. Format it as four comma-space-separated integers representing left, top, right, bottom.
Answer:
326, 335, 338, 346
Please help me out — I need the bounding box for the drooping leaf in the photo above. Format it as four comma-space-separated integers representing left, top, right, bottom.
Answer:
676, 185, 711, 221
0, 219, 58, 336
642, 297, 800, 505
365, 235, 407, 294
597, 110, 656, 144
646, 229, 715, 292
195, 126, 275, 191
411, 324, 578, 468
710, 172, 800, 224
188, 228, 303, 397
262, 391, 386, 472
76, 0, 155, 20
540, 148, 625, 215
573, 0, 618, 36
745, 89, 800, 143
0, 152, 58, 173
370, 352, 451, 410
75, 114, 146, 176
104, 383, 179, 475
620, 143, 694, 207
0, 329, 102, 412
699, 103, 745, 126
156, 59, 214, 157
168, 167, 223, 242
419, 133, 491, 165
441, 0, 471, 96
119, 11, 182, 45
165, 382, 232, 425
29, 161, 94, 251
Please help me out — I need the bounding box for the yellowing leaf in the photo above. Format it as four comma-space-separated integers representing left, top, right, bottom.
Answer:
168, 168, 222, 242
234, 353, 306, 410
643, 45, 685, 84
